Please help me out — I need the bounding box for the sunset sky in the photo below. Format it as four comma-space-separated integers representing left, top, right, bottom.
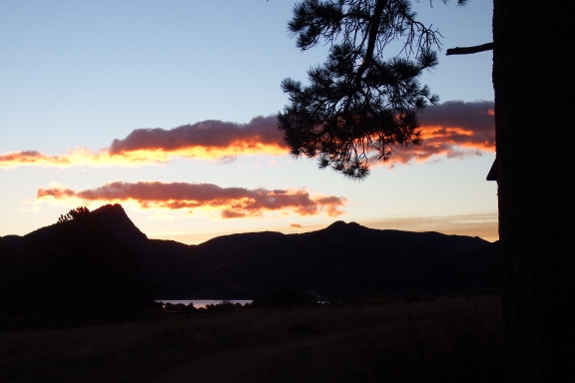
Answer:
0, 0, 497, 244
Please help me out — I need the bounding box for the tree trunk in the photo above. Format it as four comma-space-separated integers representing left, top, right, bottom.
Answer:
493, 1, 575, 382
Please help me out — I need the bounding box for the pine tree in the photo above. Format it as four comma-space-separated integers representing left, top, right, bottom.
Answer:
280, 1, 575, 381
278, 0, 466, 179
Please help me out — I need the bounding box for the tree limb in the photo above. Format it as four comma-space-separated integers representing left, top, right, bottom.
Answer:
356, 0, 388, 81
446, 42, 493, 56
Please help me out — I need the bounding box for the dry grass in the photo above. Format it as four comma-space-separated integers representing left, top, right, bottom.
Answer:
0, 295, 502, 383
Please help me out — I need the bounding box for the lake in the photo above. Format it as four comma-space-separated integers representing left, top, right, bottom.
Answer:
158, 299, 252, 308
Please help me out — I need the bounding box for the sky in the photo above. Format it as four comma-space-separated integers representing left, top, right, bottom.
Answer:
0, 0, 497, 244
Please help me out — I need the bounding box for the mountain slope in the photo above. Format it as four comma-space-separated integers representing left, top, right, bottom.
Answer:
3, 205, 499, 299
166, 221, 498, 299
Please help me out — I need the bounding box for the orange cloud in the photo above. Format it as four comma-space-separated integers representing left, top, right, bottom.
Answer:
0, 116, 285, 168
1, 101, 494, 168
36, 181, 346, 219
0, 148, 151, 168
0, 150, 72, 167
384, 100, 495, 166
109, 116, 285, 157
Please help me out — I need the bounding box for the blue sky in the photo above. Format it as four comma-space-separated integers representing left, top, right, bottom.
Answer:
0, 0, 497, 243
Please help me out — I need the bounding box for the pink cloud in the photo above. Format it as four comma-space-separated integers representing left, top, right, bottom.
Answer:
37, 181, 347, 219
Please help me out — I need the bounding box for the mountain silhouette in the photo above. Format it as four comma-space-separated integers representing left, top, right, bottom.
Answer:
3, 204, 499, 299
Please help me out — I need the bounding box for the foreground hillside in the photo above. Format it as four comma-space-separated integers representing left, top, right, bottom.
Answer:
3, 204, 499, 299
0, 295, 503, 383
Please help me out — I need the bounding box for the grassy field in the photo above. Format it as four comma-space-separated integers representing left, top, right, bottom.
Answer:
0, 294, 503, 383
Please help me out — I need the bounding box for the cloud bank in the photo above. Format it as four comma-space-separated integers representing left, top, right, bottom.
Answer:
0, 116, 284, 168
1, 101, 494, 168
36, 181, 346, 219
109, 115, 285, 156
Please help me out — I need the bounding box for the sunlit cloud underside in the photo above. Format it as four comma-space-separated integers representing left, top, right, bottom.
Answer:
36, 181, 347, 219
1, 101, 494, 168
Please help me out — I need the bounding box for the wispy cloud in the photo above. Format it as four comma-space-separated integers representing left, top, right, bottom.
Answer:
36, 181, 346, 219
0, 150, 73, 167
363, 212, 498, 242
0, 148, 135, 168
1, 101, 494, 168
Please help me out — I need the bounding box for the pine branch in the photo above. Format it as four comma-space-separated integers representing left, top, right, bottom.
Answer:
446, 42, 493, 56
356, 0, 388, 81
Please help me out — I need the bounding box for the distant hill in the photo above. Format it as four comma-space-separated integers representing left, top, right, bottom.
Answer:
3, 204, 499, 299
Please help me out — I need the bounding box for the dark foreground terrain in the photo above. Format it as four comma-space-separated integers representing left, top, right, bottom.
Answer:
1, 295, 503, 383
1, 206, 503, 382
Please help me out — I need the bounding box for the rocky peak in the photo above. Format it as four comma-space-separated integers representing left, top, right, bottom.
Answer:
91, 204, 154, 256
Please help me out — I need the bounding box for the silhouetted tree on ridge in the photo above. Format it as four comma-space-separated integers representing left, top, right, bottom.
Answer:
57, 206, 90, 224
278, 1, 575, 381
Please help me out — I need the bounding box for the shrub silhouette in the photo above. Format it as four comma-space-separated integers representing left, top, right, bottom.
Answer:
251, 289, 316, 308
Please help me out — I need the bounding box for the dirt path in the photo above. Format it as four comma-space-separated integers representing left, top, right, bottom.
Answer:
143, 325, 381, 383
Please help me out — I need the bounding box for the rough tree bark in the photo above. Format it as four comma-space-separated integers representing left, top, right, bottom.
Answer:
493, 1, 575, 381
